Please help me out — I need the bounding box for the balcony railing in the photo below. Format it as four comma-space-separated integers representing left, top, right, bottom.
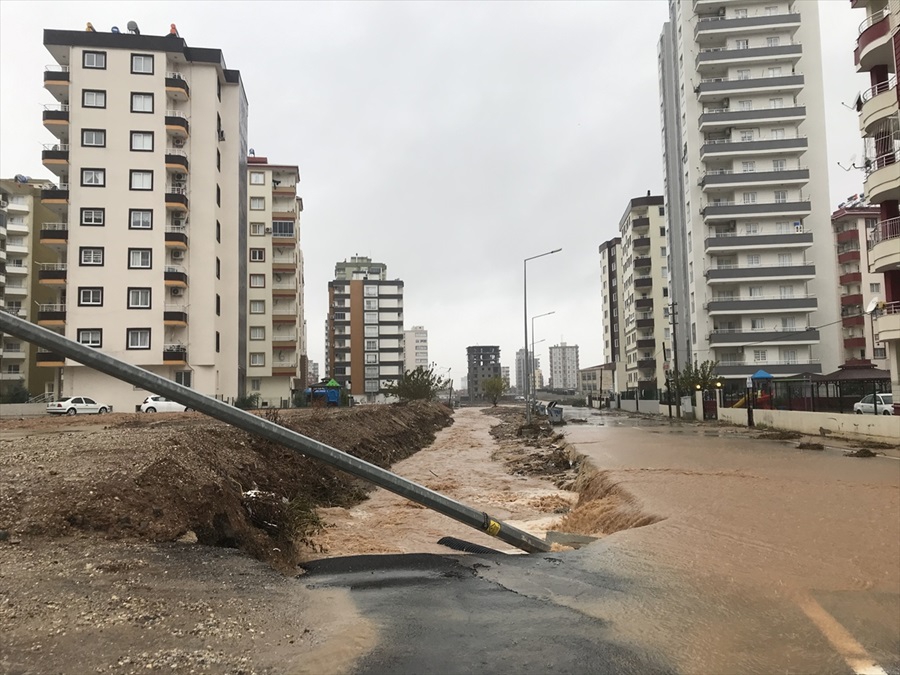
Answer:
709, 261, 811, 271
42, 143, 70, 151
165, 109, 187, 119
864, 151, 900, 175
858, 7, 889, 35
37, 303, 66, 312
44, 64, 69, 72
869, 216, 900, 246
37, 262, 67, 271
42, 103, 69, 112
860, 75, 897, 103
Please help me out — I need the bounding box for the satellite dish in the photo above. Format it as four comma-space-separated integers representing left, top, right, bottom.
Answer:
127, 20, 140, 35
866, 296, 881, 314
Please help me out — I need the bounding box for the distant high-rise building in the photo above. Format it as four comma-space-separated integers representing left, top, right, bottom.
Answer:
403, 325, 428, 372
515, 347, 540, 395
501, 365, 510, 386
466, 345, 500, 400
599, 237, 623, 367
325, 256, 404, 402
548, 342, 579, 391
307, 360, 319, 386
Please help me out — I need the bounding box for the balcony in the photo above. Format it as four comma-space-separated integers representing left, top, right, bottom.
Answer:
634, 257, 652, 269
701, 199, 811, 221
39, 222, 68, 245
706, 295, 818, 314
165, 110, 189, 139
700, 168, 809, 191
272, 254, 297, 270
859, 76, 897, 134
165, 186, 189, 212
636, 338, 656, 349
713, 360, 822, 376
164, 306, 188, 326
165, 223, 188, 248
844, 337, 867, 349
163, 344, 187, 364
704, 231, 813, 251
41, 144, 69, 174
695, 12, 801, 41
36, 351, 65, 367
40, 183, 69, 212
272, 330, 298, 346
696, 44, 803, 73
855, 8, 891, 69
635, 298, 654, 311
836, 229, 860, 244
273, 305, 298, 322
868, 217, 900, 272
705, 262, 816, 283
165, 73, 190, 101
697, 74, 804, 103
165, 149, 189, 172
699, 106, 805, 132
708, 328, 820, 346
634, 277, 653, 288
840, 271, 863, 285
843, 314, 865, 327
632, 216, 650, 232
636, 318, 655, 329
842, 293, 864, 307
638, 358, 656, 370
874, 301, 900, 343
164, 265, 188, 287
863, 152, 900, 204
700, 136, 808, 160
43, 64, 69, 100
37, 262, 67, 285
838, 250, 861, 264
36, 303, 66, 325
633, 236, 651, 249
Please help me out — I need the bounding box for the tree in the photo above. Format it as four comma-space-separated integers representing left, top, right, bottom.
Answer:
669, 360, 720, 393
483, 376, 508, 406
383, 366, 449, 402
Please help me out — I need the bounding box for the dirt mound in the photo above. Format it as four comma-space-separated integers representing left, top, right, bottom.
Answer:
487, 407, 579, 488
0, 402, 452, 569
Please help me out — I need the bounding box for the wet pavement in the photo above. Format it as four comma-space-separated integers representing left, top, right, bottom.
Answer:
302, 408, 899, 674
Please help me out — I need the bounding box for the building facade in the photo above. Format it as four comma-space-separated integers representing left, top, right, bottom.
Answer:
245, 156, 305, 406
658, 0, 839, 390
403, 325, 428, 372
325, 256, 404, 403
38, 27, 248, 408
598, 237, 624, 367
852, 0, 900, 413
548, 342, 579, 391
618, 195, 671, 394
831, 200, 890, 370
466, 345, 501, 401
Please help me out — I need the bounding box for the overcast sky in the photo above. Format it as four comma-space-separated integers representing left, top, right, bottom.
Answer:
0, 1, 868, 387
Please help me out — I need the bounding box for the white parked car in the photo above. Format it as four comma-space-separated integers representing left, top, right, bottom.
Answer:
140, 395, 192, 413
853, 393, 894, 415
46, 396, 111, 416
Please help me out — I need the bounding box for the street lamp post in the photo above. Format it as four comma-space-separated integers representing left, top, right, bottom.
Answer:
530, 311, 555, 403
524, 249, 561, 425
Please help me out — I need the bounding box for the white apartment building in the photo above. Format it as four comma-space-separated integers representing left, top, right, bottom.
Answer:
515, 347, 541, 395
617, 195, 671, 394
548, 342, 579, 391
403, 325, 428, 372
659, 0, 839, 392
599, 237, 624, 366
39, 26, 248, 408
245, 156, 305, 406
0, 178, 57, 400
326, 256, 404, 403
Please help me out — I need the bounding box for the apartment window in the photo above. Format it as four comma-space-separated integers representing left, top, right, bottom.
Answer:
772, 159, 786, 171
769, 97, 784, 109
875, 347, 887, 359
79, 287, 103, 306
365, 366, 379, 378
250, 353, 265, 367
778, 253, 793, 266
128, 249, 152, 269
749, 286, 763, 297
250, 171, 265, 185
129, 209, 152, 229
765, 6, 778, 15
364, 325, 378, 337
775, 221, 791, 233
131, 93, 153, 113
216, 185, 221, 206
249, 274, 266, 288
772, 128, 785, 139
766, 36, 780, 47
82, 51, 106, 69
130, 170, 153, 191
741, 161, 756, 173
81, 168, 105, 187
77, 329, 102, 347
216, 258, 221, 279
176, 370, 193, 388
249, 248, 265, 262
738, 100, 752, 111
365, 339, 378, 351
767, 67, 782, 78
364, 298, 378, 310
365, 380, 380, 393
751, 318, 765, 330
734, 8, 748, 18
735, 39, 749, 50
661, 266, 668, 278
250, 197, 265, 210
215, 332, 220, 353
365, 353, 379, 364
215, 294, 221, 316
127, 328, 151, 349
250, 300, 265, 314
742, 192, 757, 204
130, 131, 154, 151
782, 349, 797, 364
774, 190, 787, 203
870, 282, 882, 293
364, 286, 378, 297
740, 130, 754, 141
781, 317, 796, 330
250, 378, 261, 391
736, 69, 751, 80
746, 254, 760, 266
216, 221, 221, 243
80, 208, 105, 226
216, 149, 221, 171
779, 285, 794, 298
131, 53, 154, 74
753, 349, 767, 362
250, 222, 265, 236
81, 129, 106, 147
127, 288, 151, 309
250, 326, 266, 340
364, 312, 378, 324
82, 89, 106, 108
79, 247, 104, 266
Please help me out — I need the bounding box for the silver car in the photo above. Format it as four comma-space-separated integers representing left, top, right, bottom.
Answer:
853, 393, 894, 415
140, 395, 192, 413
46, 396, 111, 416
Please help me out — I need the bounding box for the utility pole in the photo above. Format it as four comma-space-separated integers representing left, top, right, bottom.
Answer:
670, 299, 681, 418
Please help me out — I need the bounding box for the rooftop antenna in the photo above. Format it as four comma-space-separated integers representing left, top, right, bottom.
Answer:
127, 21, 140, 35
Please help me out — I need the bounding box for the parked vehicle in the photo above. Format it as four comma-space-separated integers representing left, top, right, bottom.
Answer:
853, 393, 894, 415
46, 396, 111, 416
140, 395, 191, 413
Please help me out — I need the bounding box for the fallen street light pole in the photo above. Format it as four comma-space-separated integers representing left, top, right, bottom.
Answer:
0, 311, 550, 554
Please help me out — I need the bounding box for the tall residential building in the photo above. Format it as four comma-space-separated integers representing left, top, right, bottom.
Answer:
307, 360, 319, 386
466, 345, 500, 400
38, 27, 248, 407
618, 195, 670, 394
831, 200, 889, 370
403, 325, 428, 372
851, 0, 900, 413
501, 365, 510, 387
245, 156, 305, 405
515, 347, 527, 394
325, 256, 404, 403
658, 1, 839, 391
548, 342, 579, 391
0, 178, 57, 400
598, 237, 624, 365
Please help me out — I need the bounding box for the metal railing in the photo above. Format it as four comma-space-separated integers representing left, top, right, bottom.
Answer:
272, 305, 298, 315
42, 143, 70, 151
709, 294, 815, 303
165, 265, 186, 274
164, 304, 186, 312
709, 261, 810, 270
44, 64, 69, 72
701, 73, 802, 84
707, 228, 806, 237
711, 327, 811, 334
165, 185, 187, 195
703, 166, 806, 176
37, 303, 66, 312
42, 103, 69, 112
165, 109, 187, 119
698, 10, 797, 23
861, 75, 897, 103
869, 216, 900, 246
717, 359, 819, 366
858, 7, 889, 35
164, 343, 186, 352
165, 223, 187, 233
37, 262, 67, 271
41, 222, 68, 230
881, 300, 900, 315
272, 331, 298, 341
864, 151, 900, 175
166, 71, 185, 80
703, 198, 806, 208
703, 135, 805, 145
165, 147, 187, 157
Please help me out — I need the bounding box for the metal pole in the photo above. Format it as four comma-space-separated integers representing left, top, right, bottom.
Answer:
0, 311, 550, 554
530, 311, 555, 407
670, 300, 681, 418
522, 249, 561, 425
746, 375, 754, 428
